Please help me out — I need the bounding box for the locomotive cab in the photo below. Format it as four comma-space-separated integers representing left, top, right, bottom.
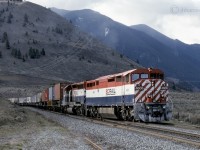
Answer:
132, 68, 172, 122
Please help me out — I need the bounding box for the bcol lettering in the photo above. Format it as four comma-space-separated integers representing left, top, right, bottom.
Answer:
106, 89, 116, 95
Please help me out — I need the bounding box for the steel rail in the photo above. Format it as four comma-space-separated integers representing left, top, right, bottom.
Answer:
85, 137, 103, 150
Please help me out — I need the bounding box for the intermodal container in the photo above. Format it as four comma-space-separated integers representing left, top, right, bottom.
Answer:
27, 97, 31, 103
31, 95, 36, 103
54, 83, 68, 100
18, 97, 26, 104
36, 93, 42, 103
49, 86, 55, 101
42, 89, 49, 102
9, 98, 18, 103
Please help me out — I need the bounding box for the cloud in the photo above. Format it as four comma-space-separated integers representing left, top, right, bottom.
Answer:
158, 15, 200, 44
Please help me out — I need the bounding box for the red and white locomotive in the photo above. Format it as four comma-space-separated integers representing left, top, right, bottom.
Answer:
62, 68, 172, 122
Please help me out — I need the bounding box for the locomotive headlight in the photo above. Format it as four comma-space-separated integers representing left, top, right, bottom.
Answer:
151, 81, 155, 86
163, 105, 166, 109
161, 94, 164, 98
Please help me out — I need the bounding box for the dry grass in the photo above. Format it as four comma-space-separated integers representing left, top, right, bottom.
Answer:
170, 92, 200, 125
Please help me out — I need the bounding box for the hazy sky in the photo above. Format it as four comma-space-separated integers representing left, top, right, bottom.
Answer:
27, 0, 200, 44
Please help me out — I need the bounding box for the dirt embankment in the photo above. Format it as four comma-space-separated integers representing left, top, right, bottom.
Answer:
0, 99, 90, 149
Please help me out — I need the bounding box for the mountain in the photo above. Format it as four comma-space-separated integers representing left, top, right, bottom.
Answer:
131, 24, 200, 89
51, 8, 200, 90
0, 2, 141, 97
130, 24, 176, 49
131, 24, 200, 67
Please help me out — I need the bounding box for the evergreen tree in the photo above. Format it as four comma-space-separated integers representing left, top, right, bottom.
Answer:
22, 55, 25, 62
14, 49, 18, 58
29, 47, 33, 58
41, 48, 45, 56
2, 32, 8, 43
24, 13, 28, 23
29, 47, 35, 59
25, 31, 28, 36
6, 39, 10, 49
55, 27, 63, 34
35, 49, 40, 58
17, 49, 21, 59
7, 12, 13, 24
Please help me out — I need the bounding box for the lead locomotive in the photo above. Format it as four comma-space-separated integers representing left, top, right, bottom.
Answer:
61, 68, 173, 122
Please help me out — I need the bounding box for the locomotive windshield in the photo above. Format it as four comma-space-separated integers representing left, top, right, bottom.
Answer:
132, 74, 139, 81
150, 73, 164, 79
141, 74, 148, 79
132, 73, 148, 81
132, 72, 164, 81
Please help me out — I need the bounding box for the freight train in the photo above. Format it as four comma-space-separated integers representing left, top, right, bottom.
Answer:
10, 68, 173, 122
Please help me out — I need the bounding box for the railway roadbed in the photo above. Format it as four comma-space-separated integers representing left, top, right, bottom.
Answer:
27, 107, 200, 150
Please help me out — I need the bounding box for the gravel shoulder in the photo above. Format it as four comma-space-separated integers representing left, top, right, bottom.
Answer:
0, 99, 92, 150
28, 107, 199, 150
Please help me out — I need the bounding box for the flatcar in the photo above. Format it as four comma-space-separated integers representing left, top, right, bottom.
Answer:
61, 68, 173, 122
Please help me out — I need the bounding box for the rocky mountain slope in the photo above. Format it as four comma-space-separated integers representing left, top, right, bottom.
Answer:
0, 1, 141, 97
51, 8, 200, 90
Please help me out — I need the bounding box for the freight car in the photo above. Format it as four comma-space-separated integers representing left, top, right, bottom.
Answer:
48, 83, 68, 111
17, 68, 173, 122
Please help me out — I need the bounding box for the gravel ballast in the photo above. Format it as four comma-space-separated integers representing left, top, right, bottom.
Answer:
28, 107, 198, 150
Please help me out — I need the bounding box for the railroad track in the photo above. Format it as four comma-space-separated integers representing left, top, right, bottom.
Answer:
26, 107, 200, 149
173, 123, 200, 130
104, 120, 200, 141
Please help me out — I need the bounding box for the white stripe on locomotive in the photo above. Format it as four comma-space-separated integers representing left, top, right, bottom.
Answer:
86, 84, 135, 98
